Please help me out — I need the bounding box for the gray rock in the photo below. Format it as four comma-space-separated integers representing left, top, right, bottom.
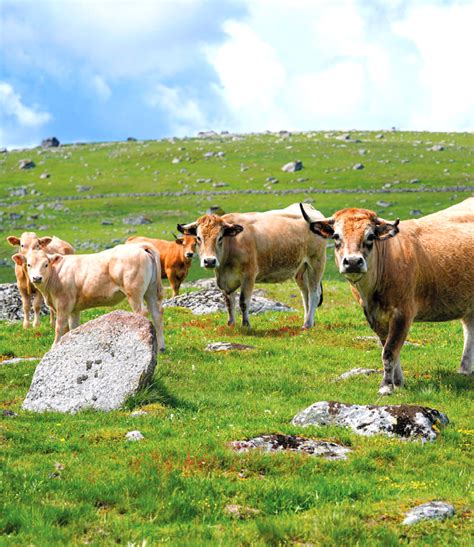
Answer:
22, 311, 157, 413
353, 163, 365, 170
171, 157, 181, 164
1, 409, 18, 418
430, 145, 444, 152
76, 185, 92, 192
336, 368, 382, 381
230, 434, 351, 460
164, 286, 293, 315
18, 159, 36, 169
40, 173, 50, 179
206, 342, 256, 352
281, 160, 303, 172
410, 209, 423, 216
41, 137, 60, 148
292, 401, 449, 442
376, 133, 384, 139
130, 410, 148, 417
9, 187, 28, 197
0, 283, 49, 321
101, 220, 114, 225
403, 501, 455, 525
125, 430, 144, 442
409, 178, 421, 184
376, 200, 392, 208
123, 215, 152, 225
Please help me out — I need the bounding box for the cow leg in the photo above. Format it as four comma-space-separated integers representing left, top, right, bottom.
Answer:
68, 311, 81, 332
224, 291, 236, 326
49, 307, 56, 328
32, 291, 43, 328
295, 266, 309, 325
168, 272, 181, 297
239, 277, 255, 328
20, 291, 31, 329
53, 311, 69, 345
300, 260, 324, 329
144, 281, 166, 352
379, 313, 411, 395
459, 314, 474, 375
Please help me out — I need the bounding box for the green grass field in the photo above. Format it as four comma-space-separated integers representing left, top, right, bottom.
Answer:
0, 131, 473, 544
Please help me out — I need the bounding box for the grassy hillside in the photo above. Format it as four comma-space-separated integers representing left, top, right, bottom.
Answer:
0, 131, 473, 544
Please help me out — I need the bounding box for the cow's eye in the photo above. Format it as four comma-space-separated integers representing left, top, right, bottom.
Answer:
217, 236, 223, 244
27, 264, 31, 268
366, 233, 375, 242
44, 263, 48, 268
196, 236, 202, 244
21, 244, 24, 248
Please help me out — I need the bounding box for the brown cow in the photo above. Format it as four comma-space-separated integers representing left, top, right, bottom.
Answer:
178, 204, 326, 328
13, 244, 165, 349
126, 234, 196, 296
301, 198, 474, 395
7, 232, 75, 328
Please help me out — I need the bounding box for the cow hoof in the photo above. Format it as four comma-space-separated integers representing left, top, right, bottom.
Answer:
378, 385, 394, 396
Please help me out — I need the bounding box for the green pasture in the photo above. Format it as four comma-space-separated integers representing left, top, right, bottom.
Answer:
0, 131, 472, 544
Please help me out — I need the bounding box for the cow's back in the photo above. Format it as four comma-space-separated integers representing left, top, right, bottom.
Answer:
221, 206, 326, 282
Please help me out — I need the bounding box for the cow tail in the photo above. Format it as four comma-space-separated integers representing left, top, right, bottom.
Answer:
318, 282, 323, 307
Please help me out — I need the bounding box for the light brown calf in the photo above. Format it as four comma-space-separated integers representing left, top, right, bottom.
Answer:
7, 232, 75, 328
126, 234, 196, 296
13, 244, 165, 349
301, 198, 474, 395
178, 203, 326, 329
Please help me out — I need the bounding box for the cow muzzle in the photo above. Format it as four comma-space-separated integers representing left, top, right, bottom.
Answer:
340, 255, 367, 276
202, 256, 218, 269
32, 275, 43, 284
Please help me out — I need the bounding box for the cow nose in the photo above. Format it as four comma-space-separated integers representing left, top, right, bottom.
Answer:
203, 257, 217, 268
342, 256, 365, 268
32, 275, 43, 283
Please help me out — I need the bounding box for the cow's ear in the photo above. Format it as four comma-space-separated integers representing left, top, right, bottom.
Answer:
12, 253, 25, 266
309, 220, 335, 239
38, 236, 53, 249
177, 222, 197, 236
50, 254, 63, 267
223, 224, 243, 237
375, 218, 400, 240
7, 236, 20, 247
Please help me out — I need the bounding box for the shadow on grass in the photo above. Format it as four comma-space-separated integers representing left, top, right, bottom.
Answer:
409, 369, 473, 394
124, 374, 197, 412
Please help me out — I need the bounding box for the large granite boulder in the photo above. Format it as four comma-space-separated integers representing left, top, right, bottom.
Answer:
22, 311, 157, 413
292, 401, 449, 442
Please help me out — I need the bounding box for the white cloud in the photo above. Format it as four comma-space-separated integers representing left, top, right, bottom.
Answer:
145, 84, 207, 136
91, 75, 111, 101
0, 82, 51, 127
206, 0, 474, 132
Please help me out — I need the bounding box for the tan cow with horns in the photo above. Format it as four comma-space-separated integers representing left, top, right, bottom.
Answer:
300, 198, 474, 395
178, 203, 327, 329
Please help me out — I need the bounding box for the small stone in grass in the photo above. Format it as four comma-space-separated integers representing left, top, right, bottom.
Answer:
125, 430, 144, 442
403, 501, 455, 525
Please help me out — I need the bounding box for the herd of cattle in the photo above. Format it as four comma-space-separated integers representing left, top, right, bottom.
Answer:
6, 198, 474, 395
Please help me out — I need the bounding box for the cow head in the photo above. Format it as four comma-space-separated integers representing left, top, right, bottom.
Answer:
172, 233, 197, 260
300, 204, 399, 282
12, 250, 62, 286
177, 215, 243, 269
7, 232, 53, 255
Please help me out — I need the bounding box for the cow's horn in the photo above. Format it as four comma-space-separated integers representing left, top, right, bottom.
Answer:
300, 203, 312, 224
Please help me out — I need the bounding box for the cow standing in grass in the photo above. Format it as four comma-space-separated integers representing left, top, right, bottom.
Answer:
178, 203, 326, 329
300, 198, 474, 395
14, 244, 165, 349
126, 234, 196, 296
7, 232, 75, 328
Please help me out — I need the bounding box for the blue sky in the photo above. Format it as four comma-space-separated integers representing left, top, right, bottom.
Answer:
1, 0, 473, 149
